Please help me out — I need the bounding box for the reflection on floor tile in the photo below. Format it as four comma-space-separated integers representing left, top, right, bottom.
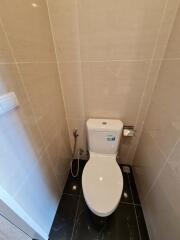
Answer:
49, 161, 149, 240
129, 168, 141, 204
73, 195, 139, 240
135, 206, 150, 240
49, 194, 78, 240
120, 166, 133, 204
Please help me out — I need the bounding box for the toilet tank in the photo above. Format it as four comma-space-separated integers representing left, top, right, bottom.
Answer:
87, 119, 123, 154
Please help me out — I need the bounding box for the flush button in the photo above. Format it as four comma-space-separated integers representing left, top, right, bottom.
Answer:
0, 92, 19, 115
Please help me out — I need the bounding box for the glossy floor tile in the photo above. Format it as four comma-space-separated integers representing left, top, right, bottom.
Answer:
129, 171, 141, 205
120, 165, 133, 204
73, 195, 139, 240
135, 206, 150, 240
49, 160, 149, 240
49, 194, 79, 240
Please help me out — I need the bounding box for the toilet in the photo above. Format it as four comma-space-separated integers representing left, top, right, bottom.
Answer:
82, 119, 124, 217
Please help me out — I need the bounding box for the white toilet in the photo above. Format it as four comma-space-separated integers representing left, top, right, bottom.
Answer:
82, 119, 124, 217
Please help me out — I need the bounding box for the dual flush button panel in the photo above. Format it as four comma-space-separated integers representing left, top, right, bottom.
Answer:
0, 92, 19, 115
101, 121, 117, 141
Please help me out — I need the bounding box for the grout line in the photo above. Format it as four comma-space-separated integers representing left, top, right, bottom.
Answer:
16, 61, 56, 64
127, 173, 142, 240
75, 0, 87, 144
63, 192, 80, 197
163, 57, 180, 61
147, 129, 168, 160
58, 57, 180, 63
120, 201, 141, 206
59, 58, 152, 63
0, 62, 15, 65
45, 0, 72, 154
70, 192, 81, 240
2, 57, 180, 65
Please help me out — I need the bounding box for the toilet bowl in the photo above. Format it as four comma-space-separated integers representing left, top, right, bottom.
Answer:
82, 153, 123, 217
82, 119, 124, 217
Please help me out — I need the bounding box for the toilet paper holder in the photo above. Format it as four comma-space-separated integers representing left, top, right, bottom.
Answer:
123, 125, 135, 137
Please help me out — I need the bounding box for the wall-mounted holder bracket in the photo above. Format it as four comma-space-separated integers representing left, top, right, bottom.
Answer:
123, 125, 135, 137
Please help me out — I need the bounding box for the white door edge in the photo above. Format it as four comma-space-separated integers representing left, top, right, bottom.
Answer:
0, 186, 48, 240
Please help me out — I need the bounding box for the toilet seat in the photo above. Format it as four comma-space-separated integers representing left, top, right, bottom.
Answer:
82, 155, 123, 217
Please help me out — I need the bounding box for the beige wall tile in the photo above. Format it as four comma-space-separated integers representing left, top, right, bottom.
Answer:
47, 0, 81, 61
0, 0, 56, 62
127, 60, 162, 163
143, 162, 180, 240
0, 24, 14, 63
168, 139, 180, 176
18, 63, 62, 117
0, 64, 26, 102
133, 130, 165, 200
59, 62, 85, 119
58, 61, 87, 153
18, 62, 66, 146
45, 108, 72, 181
46, 133, 71, 176
154, 0, 180, 59
83, 61, 149, 124
165, 5, 180, 58
78, 0, 166, 60
81, 60, 150, 162
145, 60, 180, 157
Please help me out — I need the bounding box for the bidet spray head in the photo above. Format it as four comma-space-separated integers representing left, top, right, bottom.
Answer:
73, 129, 79, 138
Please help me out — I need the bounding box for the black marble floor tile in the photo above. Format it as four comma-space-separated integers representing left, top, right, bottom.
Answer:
49, 194, 79, 240
72, 195, 140, 240
63, 160, 87, 195
135, 206, 150, 240
78, 160, 87, 175
129, 169, 140, 205
49, 161, 150, 240
120, 167, 133, 204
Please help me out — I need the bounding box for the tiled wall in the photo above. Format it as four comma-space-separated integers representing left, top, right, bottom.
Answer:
1, 0, 180, 238
0, 0, 71, 237
133, 4, 180, 240
47, 0, 179, 163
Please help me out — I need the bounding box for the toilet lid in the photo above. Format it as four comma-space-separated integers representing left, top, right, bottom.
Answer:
82, 157, 123, 217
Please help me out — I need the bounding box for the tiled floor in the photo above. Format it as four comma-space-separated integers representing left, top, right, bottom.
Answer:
49, 160, 149, 240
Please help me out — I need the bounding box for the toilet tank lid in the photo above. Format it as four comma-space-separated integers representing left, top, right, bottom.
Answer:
87, 119, 123, 131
